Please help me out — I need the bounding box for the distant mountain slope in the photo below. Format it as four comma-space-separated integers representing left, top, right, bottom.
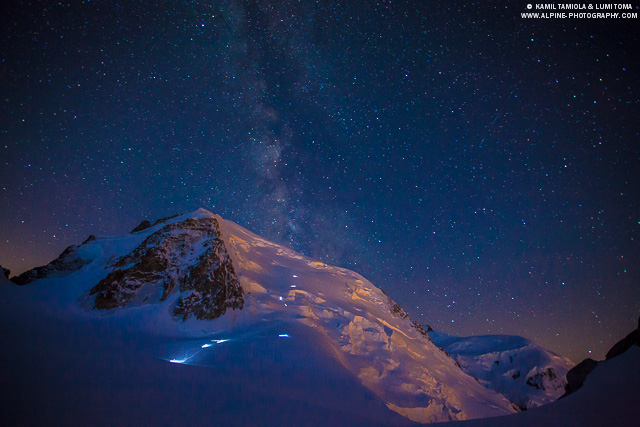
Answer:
439, 320, 640, 427
2, 208, 516, 424
429, 331, 574, 410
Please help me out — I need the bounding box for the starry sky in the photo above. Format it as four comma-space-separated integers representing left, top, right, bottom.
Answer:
1, 0, 639, 363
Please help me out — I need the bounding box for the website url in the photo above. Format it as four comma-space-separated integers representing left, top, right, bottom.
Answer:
521, 12, 637, 18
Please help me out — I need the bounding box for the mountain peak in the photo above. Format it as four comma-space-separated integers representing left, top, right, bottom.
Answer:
129, 209, 216, 234
177, 207, 217, 221
192, 207, 216, 217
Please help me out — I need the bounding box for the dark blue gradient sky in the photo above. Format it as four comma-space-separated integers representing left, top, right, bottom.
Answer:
1, 1, 639, 362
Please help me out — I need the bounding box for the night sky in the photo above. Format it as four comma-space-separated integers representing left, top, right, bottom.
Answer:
1, 1, 639, 363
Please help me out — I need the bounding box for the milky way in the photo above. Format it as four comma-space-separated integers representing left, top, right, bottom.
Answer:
1, 1, 639, 362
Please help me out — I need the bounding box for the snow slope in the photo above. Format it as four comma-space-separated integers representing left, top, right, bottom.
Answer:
0, 208, 516, 424
0, 295, 414, 426
216, 211, 516, 423
429, 332, 574, 410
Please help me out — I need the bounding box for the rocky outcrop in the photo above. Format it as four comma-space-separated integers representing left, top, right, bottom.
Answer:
387, 298, 409, 320
91, 217, 243, 320
411, 320, 431, 339
526, 367, 559, 390
173, 241, 243, 320
130, 220, 152, 233
1, 266, 9, 279
563, 358, 598, 397
152, 214, 179, 226
130, 215, 181, 233
10, 238, 94, 285
606, 318, 640, 360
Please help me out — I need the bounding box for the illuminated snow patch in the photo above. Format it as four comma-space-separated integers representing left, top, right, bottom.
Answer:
168, 340, 229, 364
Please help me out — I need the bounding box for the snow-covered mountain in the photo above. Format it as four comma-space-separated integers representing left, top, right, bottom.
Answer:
3, 209, 523, 424
429, 331, 574, 410
439, 320, 640, 427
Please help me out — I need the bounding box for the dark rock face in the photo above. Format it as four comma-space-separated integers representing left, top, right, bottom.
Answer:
152, 214, 179, 226
131, 220, 152, 233
388, 298, 409, 319
411, 321, 432, 340
606, 318, 640, 360
562, 358, 598, 397
173, 240, 243, 320
387, 299, 433, 343
526, 367, 558, 390
2, 266, 9, 279
91, 217, 243, 320
562, 317, 640, 399
130, 215, 182, 234
10, 240, 93, 286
